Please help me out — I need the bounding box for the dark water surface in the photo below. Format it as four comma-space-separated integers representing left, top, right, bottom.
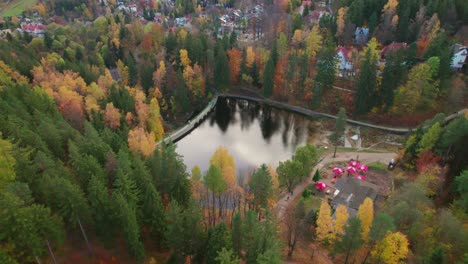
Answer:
175, 98, 318, 175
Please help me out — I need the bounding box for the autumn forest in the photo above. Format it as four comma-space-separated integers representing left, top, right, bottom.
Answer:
0, 0, 467, 263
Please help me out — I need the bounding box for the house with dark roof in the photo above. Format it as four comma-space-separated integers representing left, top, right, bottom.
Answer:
330, 177, 380, 218
354, 27, 369, 45
380, 42, 408, 59
450, 44, 467, 71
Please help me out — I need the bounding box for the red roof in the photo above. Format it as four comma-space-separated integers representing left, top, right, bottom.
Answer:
22, 23, 45, 32
381, 42, 408, 57
337, 46, 352, 58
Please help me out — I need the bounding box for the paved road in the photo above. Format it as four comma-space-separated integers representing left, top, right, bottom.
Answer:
275, 151, 396, 219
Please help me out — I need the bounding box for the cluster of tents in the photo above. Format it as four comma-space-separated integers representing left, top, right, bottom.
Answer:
315, 160, 369, 191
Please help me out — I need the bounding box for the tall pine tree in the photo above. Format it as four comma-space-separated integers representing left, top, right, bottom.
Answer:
355, 43, 378, 114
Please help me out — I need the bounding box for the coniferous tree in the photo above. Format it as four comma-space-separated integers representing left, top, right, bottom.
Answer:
126, 54, 138, 87
231, 212, 242, 257
312, 38, 336, 108
249, 164, 273, 212
355, 46, 378, 114
333, 218, 364, 264
379, 49, 406, 111
214, 43, 231, 91
113, 192, 145, 261
262, 55, 275, 97
206, 222, 232, 264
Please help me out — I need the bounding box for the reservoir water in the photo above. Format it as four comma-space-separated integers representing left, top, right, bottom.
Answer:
175, 97, 318, 175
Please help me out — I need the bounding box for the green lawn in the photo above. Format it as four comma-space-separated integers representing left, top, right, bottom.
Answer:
0, 0, 36, 17
301, 195, 321, 212
367, 161, 388, 171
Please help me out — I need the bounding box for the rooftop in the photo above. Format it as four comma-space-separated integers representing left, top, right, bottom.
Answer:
331, 177, 380, 212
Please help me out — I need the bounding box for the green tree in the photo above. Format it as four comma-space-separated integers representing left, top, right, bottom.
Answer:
204, 164, 226, 225
426, 247, 445, 264
206, 223, 232, 264
454, 170, 468, 213
379, 49, 406, 111
142, 183, 166, 241
113, 192, 145, 261
126, 54, 138, 87
263, 54, 275, 97
0, 192, 64, 263
0, 136, 16, 189
362, 213, 396, 263
333, 218, 364, 264
313, 170, 321, 182
312, 39, 336, 108
417, 122, 442, 154
277, 159, 302, 193
215, 248, 240, 264
334, 107, 347, 142
249, 164, 273, 211
214, 43, 231, 91
165, 200, 205, 260
87, 174, 115, 240
38, 176, 92, 254
355, 45, 378, 114
231, 212, 242, 256
292, 144, 319, 178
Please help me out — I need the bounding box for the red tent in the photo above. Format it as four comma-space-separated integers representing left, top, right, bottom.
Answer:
347, 166, 357, 174
332, 167, 344, 175
355, 175, 366, 180
358, 164, 369, 172
315, 181, 327, 191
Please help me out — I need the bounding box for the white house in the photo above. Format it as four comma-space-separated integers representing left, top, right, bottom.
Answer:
450, 44, 467, 71
336, 46, 353, 71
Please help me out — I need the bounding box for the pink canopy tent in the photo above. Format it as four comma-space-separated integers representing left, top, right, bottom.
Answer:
332, 167, 344, 175
315, 181, 327, 191
347, 166, 357, 174
355, 175, 366, 180
358, 164, 369, 172
349, 160, 361, 168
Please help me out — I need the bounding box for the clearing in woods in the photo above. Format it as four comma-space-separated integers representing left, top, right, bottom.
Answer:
0, 0, 36, 17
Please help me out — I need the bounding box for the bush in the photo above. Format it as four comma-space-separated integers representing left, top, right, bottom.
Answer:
302, 189, 311, 199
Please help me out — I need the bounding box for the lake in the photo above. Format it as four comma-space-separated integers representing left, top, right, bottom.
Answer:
175, 97, 318, 176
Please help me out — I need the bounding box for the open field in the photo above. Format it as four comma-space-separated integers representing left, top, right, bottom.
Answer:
0, 0, 36, 17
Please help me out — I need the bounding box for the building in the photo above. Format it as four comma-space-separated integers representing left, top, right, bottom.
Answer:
336, 46, 354, 76
380, 42, 408, 59
175, 17, 187, 27
330, 177, 380, 217
450, 44, 467, 71
19, 23, 45, 38
355, 27, 369, 45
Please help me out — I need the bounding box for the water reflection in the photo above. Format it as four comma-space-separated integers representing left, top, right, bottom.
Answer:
175, 98, 316, 174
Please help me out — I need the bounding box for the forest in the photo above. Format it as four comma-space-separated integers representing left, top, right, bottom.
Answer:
0, 0, 467, 263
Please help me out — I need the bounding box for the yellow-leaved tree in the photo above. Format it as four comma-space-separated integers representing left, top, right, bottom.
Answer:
128, 127, 156, 157
305, 25, 323, 59
371, 231, 409, 264
358, 197, 374, 242
332, 204, 349, 240
0, 136, 16, 189
316, 199, 332, 242
246, 46, 255, 68
148, 98, 164, 142
210, 146, 236, 190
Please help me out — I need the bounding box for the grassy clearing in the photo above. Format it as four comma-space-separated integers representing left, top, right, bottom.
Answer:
301, 195, 321, 212
367, 161, 388, 171
0, 0, 36, 17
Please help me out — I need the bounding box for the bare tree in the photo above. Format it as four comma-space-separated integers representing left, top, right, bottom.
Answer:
284, 200, 306, 257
